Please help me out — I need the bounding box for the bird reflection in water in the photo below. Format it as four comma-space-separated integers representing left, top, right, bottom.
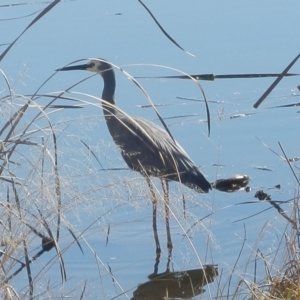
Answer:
131, 264, 218, 300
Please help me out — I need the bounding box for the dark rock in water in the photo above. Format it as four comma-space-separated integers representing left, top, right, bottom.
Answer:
255, 190, 271, 201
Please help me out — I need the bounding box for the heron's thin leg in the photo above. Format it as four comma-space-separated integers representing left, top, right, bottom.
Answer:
145, 176, 161, 257
161, 179, 173, 255
182, 194, 187, 219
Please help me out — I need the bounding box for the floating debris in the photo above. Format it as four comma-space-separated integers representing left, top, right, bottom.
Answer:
254, 166, 273, 171
255, 190, 271, 201
268, 184, 281, 190
255, 190, 296, 229
287, 157, 300, 162
269, 102, 300, 109
212, 174, 249, 192
230, 112, 262, 119
212, 163, 225, 167
176, 96, 224, 104
136, 103, 173, 108
245, 186, 252, 192
230, 114, 246, 119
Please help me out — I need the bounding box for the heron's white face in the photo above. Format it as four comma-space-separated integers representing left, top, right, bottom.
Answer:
86, 59, 112, 74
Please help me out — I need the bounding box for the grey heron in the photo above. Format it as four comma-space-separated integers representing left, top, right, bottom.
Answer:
56, 59, 211, 255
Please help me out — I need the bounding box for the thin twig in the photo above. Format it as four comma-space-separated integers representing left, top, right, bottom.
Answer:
137, 0, 194, 57
253, 53, 300, 108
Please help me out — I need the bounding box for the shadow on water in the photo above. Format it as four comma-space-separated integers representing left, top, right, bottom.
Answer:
131, 261, 218, 300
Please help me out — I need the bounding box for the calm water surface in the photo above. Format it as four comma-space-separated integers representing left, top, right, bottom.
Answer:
3, 1, 300, 298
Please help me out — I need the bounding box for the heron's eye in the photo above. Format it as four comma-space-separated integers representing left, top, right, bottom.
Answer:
88, 62, 95, 69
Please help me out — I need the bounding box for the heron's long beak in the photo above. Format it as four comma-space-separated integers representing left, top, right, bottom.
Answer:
56, 64, 89, 72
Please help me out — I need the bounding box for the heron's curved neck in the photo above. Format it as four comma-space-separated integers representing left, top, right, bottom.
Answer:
101, 69, 116, 118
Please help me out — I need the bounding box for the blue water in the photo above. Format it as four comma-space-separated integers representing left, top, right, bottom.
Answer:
2, 0, 300, 299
